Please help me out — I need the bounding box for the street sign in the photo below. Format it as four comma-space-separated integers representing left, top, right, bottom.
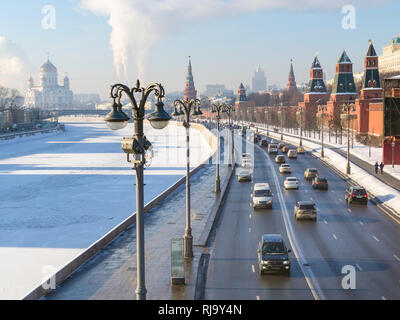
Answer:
171, 238, 185, 285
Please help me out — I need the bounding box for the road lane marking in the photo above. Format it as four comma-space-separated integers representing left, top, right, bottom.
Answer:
381, 296, 386, 300
259, 145, 325, 301
256, 296, 260, 300
355, 263, 363, 271
347, 208, 351, 213
339, 198, 343, 202
394, 254, 400, 262
249, 227, 251, 233
333, 234, 338, 240
252, 265, 255, 273
373, 236, 380, 242
324, 220, 328, 225
360, 221, 364, 226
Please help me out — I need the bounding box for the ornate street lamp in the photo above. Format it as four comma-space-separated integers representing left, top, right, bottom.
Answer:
211, 101, 227, 193
172, 98, 201, 259
224, 104, 235, 167
341, 103, 357, 175
317, 105, 328, 158
296, 106, 304, 147
104, 80, 171, 300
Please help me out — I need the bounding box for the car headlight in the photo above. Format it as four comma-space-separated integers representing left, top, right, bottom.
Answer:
262, 260, 269, 265
283, 260, 289, 265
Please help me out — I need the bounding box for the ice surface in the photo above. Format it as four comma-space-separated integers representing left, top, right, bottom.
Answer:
0, 119, 212, 299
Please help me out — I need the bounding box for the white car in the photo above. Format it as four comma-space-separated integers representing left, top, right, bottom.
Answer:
241, 159, 252, 168
252, 183, 273, 209
284, 177, 299, 190
238, 170, 252, 182
279, 164, 292, 174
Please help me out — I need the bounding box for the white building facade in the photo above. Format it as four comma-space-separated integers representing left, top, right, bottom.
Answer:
378, 35, 400, 76
25, 59, 73, 109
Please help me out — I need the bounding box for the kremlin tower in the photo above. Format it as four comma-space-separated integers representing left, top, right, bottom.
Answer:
285, 60, 298, 94
330, 50, 357, 102
298, 55, 329, 114
183, 56, 197, 101
235, 83, 254, 110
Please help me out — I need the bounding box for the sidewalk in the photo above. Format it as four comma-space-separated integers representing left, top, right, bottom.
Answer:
45, 162, 232, 300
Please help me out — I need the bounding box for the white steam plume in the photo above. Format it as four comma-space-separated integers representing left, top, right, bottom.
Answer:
80, 0, 388, 81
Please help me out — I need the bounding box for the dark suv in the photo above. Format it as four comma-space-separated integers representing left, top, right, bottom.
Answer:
312, 177, 328, 190
345, 186, 368, 205
259, 139, 268, 147
257, 234, 291, 276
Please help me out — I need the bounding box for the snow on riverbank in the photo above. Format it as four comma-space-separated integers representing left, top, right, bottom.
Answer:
0, 119, 212, 299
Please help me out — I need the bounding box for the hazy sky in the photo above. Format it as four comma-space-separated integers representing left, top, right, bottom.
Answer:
0, 0, 398, 99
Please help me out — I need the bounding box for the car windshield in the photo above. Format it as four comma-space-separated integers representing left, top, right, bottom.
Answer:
299, 204, 315, 210
240, 171, 249, 175
287, 178, 297, 181
309, 169, 317, 173
263, 243, 286, 254
254, 190, 271, 197
318, 178, 327, 182
353, 188, 366, 195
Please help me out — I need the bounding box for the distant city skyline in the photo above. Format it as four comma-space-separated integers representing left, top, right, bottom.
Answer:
0, 0, 399, 99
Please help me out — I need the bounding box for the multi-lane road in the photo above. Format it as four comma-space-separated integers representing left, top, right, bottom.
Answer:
205, 133, 400, 300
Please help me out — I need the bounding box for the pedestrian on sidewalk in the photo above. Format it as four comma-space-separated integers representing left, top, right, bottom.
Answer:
380, 162, 384, 175
374, 162, 379, 174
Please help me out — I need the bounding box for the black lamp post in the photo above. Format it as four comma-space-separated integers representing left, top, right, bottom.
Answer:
341, 103, 356, 175
318, 105, 328, 158
172, 98, 201, 259
211, 101, 227, 193
296, 106, 304, 147
104, 80, 171, 300
224, 104, 235, 167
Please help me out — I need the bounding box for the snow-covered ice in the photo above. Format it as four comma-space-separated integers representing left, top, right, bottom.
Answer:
0, 119, 212, 299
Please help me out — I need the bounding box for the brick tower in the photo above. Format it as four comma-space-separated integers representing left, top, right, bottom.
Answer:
285, 60, 298, 94
183, 56, 197, 101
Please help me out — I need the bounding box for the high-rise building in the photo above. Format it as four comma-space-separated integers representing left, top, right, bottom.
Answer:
183, 56, 197, 101
252, 65, 267, 92
285, 60, 298, 94
24, 58, 73, 109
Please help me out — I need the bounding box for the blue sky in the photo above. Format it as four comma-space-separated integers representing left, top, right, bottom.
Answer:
0, 0, 399, 99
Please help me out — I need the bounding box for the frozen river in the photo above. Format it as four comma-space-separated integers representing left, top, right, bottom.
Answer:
0, 119, 212, 299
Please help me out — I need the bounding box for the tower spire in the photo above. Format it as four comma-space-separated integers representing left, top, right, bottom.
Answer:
183, 56, 197, 101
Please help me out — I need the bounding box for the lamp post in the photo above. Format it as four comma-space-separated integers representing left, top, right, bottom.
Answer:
172, 98, 201, 259
224, 104, 236, 167
264, 109, 270, 136
211, 101, 226, 193
341, 103, 356, 175
278, 103, 284, 141
104, 80, 171, 300
392, 139, 395, 168
317, 105, 328, 158
296, 106, 304, 147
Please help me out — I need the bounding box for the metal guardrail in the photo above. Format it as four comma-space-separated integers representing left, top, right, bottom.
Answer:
0, 127, 63, 141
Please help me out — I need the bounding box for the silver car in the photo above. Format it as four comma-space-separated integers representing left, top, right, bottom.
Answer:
238, 170, 252, 182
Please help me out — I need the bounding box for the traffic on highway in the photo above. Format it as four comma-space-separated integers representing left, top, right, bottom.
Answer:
205, 128, 400, 300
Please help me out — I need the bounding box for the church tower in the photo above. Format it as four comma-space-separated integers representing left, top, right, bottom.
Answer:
64, 75, 70, 90
360, 41, 382, 100
286, 60, 298, 94
330, 50, 357, 102
183, 56, 197, 101
40, 58, 58, 88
